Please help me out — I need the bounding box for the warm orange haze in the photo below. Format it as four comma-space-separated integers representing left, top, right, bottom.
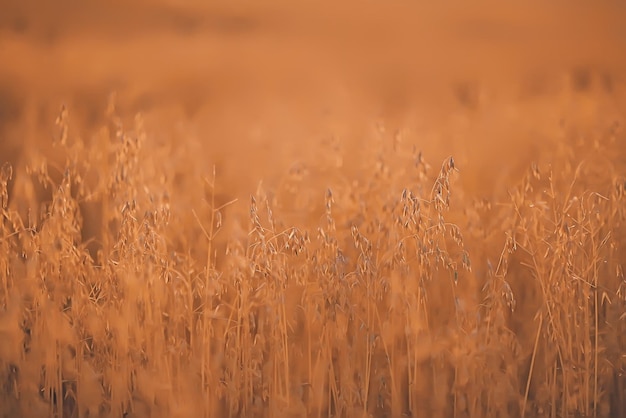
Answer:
0, 1, 625, 417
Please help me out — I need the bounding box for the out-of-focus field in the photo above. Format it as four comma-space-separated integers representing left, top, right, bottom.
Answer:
1, 1, 625, 417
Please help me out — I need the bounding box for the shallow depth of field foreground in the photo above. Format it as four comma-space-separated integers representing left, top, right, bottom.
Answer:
1, 2, 626, 418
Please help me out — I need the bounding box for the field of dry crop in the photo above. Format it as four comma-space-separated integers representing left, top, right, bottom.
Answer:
1, 1, 625, 417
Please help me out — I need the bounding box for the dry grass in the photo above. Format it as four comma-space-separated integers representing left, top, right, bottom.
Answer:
0, 94, 625, 418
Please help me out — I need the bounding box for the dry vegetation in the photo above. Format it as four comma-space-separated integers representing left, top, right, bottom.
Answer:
0, 91, 624, 418
1, 2, 626, 418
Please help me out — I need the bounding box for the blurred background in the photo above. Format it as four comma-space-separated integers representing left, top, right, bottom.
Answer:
1, 0, 625, 199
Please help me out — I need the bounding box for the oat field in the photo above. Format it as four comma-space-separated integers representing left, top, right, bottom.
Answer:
0, 1, 625, 417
